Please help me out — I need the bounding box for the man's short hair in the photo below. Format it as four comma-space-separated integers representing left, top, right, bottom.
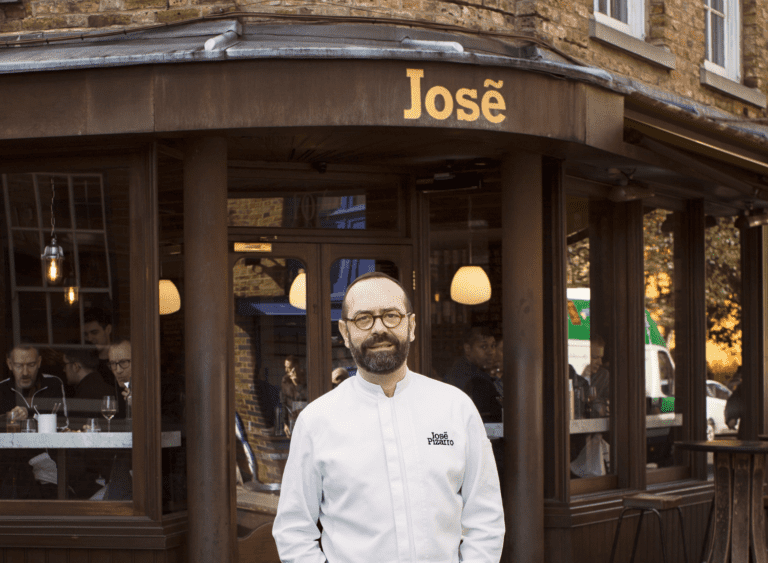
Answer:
462, 325, 494, 347
109, 339, 131, 353
341, 272, 413, 318
84, 307, 112, 329
64, 348, 99, 371
6, 342, 39, 359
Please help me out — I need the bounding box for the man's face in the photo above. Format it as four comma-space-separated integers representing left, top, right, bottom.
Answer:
587, 343, 605, 374
108, 342, 132, 386
84, 321, 112, 349
6, 348, 41, 391
339, 279, 416, 375
464, 336, 496, 371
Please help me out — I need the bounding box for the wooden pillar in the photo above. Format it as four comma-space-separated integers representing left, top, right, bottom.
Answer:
184, 137, 235, 563
741, 224, 765, 440
502, 153, 544, 563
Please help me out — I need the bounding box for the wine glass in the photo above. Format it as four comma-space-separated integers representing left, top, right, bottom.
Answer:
101, 395, 117, 432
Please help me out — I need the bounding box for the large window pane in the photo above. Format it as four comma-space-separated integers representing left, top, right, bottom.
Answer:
1, 168, 133, 502
705, 216, 741, 455
566, 195, 614, 480
643, 208, 685, 475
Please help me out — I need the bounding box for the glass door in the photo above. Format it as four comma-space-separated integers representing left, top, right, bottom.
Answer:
230, 242, 412, 489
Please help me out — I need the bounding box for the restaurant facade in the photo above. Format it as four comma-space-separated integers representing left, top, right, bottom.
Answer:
1, 3, 768, 562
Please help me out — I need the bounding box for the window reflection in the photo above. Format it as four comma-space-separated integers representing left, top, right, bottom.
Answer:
566, 195, 614, 480
643, 208, 683, 473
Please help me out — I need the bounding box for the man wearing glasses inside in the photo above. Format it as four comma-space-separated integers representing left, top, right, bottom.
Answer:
273, 272, 504, 563
107, 340, 132, 419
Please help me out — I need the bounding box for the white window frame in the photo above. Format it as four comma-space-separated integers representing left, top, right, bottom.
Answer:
703, 0, 740, 82
594, 0, 645, 40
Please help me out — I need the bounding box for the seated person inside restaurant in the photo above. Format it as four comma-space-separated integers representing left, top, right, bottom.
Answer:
83, 307, 117, 389
63, 348, 115, 418
108, 339, 132, 420
445, 325, 501, 422
445, 325, 496, 391
0, 343, 64, 499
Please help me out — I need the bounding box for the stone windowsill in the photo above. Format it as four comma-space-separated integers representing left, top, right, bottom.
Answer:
589, 18, 676, 70
700, 67, 767, 108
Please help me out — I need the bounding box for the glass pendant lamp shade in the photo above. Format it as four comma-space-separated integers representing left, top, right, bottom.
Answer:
450, 265, 492, 305
159, 279, 181, 315
41, 237, 65, 283
289, 270, 307, 310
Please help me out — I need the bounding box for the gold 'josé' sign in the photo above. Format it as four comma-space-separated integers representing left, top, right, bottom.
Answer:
403, 69, 506, 124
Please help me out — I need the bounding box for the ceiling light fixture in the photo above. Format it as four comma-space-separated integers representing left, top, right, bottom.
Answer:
41, 178, 65, 283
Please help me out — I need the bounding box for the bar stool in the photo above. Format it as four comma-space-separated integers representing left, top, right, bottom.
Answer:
608, 493, 689, 563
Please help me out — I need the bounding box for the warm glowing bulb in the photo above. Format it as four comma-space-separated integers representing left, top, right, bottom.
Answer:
47, 260, 59, 282
65, 286, 79, 305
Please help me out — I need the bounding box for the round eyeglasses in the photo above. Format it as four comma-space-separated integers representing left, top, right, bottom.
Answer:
344, 311, 408, 331
109, 359, 131, 370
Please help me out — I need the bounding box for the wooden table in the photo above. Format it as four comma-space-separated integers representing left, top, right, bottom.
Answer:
676, 440, 768, 563
0, 431, 181, 499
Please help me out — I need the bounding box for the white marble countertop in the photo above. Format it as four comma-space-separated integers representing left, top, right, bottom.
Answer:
0, 430, 181, 448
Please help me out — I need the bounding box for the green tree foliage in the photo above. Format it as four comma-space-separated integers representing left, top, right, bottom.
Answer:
643, 210, 741, 348
569, 209, 742, 350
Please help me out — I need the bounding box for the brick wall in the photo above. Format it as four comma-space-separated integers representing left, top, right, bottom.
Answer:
2, 0, 766, 118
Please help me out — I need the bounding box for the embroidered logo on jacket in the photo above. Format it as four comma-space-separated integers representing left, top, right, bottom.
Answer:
427, 432, 454, 446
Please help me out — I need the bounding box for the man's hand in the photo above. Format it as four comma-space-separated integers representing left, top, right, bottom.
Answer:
6, 406, 27, 422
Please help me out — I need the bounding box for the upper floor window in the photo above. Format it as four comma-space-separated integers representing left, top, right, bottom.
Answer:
594, 0, 645, 39
704, 0, 740, 81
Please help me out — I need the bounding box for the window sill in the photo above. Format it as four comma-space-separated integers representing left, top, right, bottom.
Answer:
700, 67, 767, 108
589, 18, 676, 70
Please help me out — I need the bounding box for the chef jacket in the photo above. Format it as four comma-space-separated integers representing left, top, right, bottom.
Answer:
273, 369, 504, 563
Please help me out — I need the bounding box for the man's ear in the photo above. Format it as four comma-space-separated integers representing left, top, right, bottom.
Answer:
408, 314, 416, 343
105, 324, 113, 341
338, 320, 351, 348
5, 357, 12, 372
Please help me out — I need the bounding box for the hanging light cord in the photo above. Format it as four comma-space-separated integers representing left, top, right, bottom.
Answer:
468, 195, 473, 265
49, 178, 56, 239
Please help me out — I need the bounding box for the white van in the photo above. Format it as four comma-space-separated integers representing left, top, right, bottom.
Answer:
567, 287, 674, 402
568, 288, 728, 439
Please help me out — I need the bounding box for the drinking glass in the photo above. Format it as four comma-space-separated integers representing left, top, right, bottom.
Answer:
101, 396, 117, 432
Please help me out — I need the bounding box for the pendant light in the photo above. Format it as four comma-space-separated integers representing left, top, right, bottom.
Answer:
41, 178, 64, 283
64, 285, 79, 306
159, 279, 181, 315
450, 195, 491, 305
289, 269, 307, 310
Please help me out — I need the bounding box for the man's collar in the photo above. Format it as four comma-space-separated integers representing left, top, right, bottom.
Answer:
354, 368, 412, 398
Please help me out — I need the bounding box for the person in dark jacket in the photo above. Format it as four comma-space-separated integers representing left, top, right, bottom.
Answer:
1, 344, 63, 422
0, 344, 63, 499
63, 348, 114, 417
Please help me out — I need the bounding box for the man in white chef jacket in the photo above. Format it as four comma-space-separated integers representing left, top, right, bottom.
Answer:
273, 272, 505, 563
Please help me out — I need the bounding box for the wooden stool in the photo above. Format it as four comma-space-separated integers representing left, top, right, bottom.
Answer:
609, 493, 689, 563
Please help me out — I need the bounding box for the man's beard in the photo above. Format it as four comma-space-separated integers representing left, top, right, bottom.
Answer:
350, 333, 410, 375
